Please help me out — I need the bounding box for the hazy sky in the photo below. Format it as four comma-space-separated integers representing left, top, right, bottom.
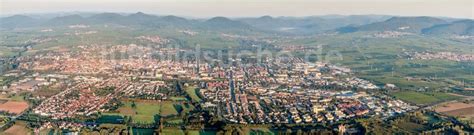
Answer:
1, 0, 473, 18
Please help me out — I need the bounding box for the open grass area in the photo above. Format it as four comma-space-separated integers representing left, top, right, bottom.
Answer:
104, 100, 161, 124
393, 91, 461, 105
394, 92, 438, 104
185, 86, 202, 102
160, 101, 178, 116
8, 95, 25, 102
104, 100, 179, 124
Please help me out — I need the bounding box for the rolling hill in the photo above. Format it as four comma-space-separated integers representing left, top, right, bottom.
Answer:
238, 15, 391, 35
200, 17, 253, 30
1, 12, 471, 36
422, 20, 474, 36
338, 16, 448, 33
0, 15, 39, 28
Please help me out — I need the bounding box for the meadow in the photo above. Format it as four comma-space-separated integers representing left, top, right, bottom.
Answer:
103, 100, 178, 124
392, 91, 461, 105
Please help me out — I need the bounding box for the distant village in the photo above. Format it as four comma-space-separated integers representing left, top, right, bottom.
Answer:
410, 51, 474, 62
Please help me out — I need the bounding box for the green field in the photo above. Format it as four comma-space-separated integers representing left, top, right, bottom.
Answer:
288, 33, 474, 90
8, 94, 25, 102
169, 96, 187, 101
104, 100, 179, 124
185, 86, 202, 102
104, 100, 161, 124
160, 101, 178, 116
392, 91, 461, 105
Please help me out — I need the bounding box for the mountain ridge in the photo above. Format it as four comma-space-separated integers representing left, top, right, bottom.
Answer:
1, 12, 472, 36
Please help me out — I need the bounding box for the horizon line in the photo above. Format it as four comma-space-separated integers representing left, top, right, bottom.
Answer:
1, 11, 473, 20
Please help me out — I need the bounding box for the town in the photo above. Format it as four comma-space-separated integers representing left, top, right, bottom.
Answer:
0, 7, 473, 134
0, 42, 426, 133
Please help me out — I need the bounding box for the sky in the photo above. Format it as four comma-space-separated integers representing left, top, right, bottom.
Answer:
1, 0, 473, 18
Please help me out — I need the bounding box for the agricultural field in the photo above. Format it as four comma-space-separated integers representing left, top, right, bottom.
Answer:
0, 101, 29, 114
435, 101, 474, 123
392, 91, 461, 105
0, 94, 28, 115
287, 33, 474, 90
2, 121, 31, 135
